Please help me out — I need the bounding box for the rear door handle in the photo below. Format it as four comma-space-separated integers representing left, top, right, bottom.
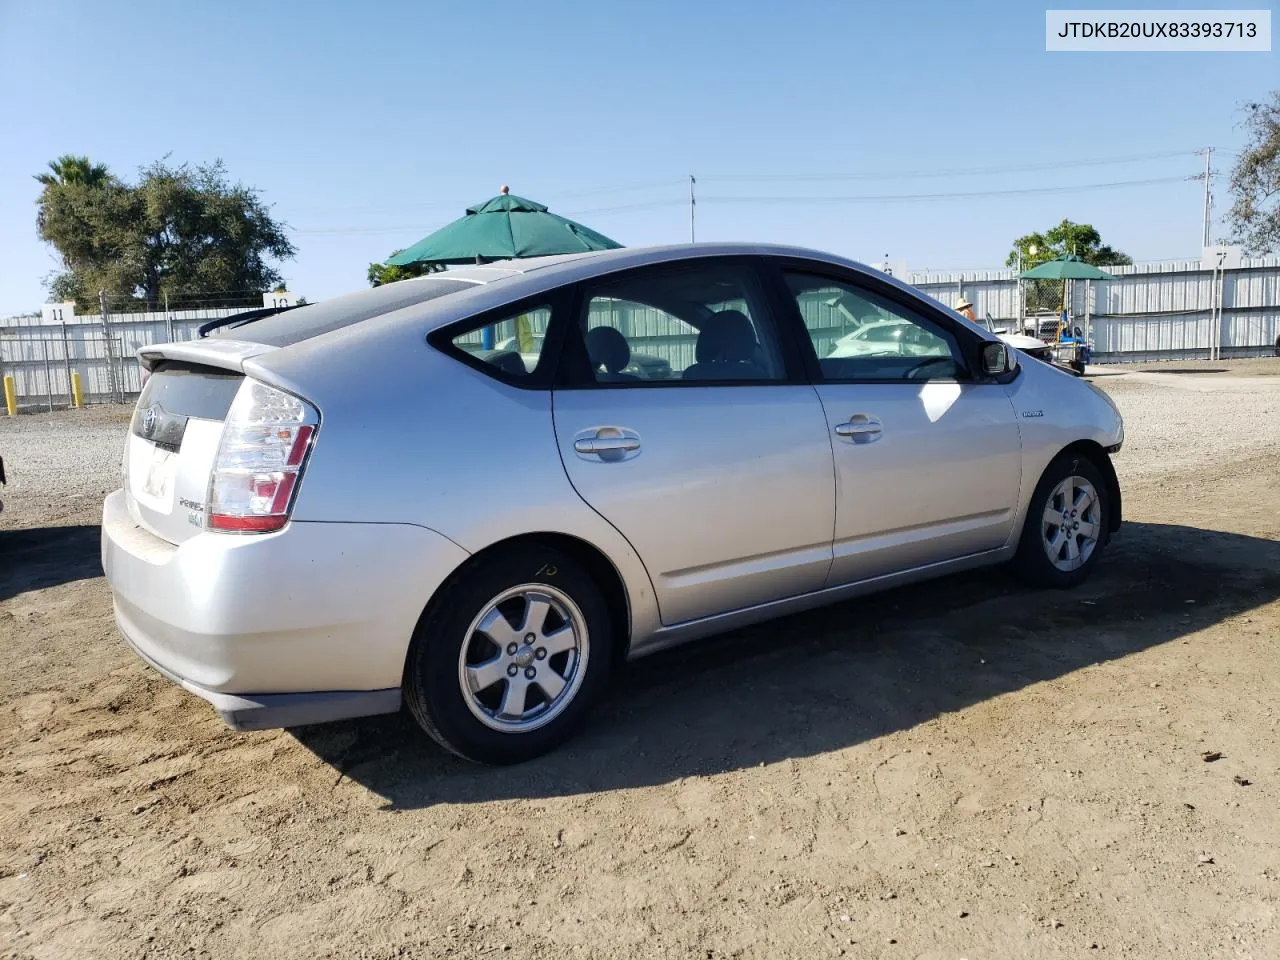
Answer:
834, 415, 883, 443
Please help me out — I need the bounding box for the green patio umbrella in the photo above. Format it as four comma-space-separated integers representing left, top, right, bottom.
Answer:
385, 187, 622, 267
1018, 255, 1115, 356
1018, 254, 1116, 281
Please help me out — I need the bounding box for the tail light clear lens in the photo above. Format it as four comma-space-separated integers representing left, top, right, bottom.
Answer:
207, 380, 318, 534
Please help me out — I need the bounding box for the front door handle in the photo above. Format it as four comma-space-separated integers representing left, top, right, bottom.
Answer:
834, 415, 883, 443
572, 427, 642, 461
574, 435, 640, 455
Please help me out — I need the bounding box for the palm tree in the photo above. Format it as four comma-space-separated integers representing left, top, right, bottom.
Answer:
34, 154, 111, 188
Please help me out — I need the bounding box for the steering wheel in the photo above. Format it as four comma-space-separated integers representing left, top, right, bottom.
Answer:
904, 356, 957, 381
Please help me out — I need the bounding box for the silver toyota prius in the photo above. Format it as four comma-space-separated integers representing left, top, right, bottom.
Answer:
101, 243, 1124, 763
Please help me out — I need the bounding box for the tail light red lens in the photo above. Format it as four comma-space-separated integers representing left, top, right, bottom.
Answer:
207, 380, 318, 534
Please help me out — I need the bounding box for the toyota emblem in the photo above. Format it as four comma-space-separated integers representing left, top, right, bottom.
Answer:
141, 405, 160, 438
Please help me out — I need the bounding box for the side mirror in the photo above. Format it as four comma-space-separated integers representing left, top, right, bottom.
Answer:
980, 341, 1016, 377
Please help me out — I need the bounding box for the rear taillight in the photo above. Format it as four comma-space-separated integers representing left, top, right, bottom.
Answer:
207, 380, 318, 534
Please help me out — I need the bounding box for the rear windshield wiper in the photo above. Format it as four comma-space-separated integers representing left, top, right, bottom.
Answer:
197, 303, 304, 339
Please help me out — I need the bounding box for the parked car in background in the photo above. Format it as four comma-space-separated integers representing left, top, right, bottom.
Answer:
977, 313, 1056, 365
825, 319, 945, 358
101, 243, 1124, 764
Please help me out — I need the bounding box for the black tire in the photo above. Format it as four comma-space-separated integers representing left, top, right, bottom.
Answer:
1273, 334, 1279, 358
403, 545, 613, 764
1013, 452, 1111, 589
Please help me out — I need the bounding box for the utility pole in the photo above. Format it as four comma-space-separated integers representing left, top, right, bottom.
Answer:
689, 174, 696, 243
1192, 147, 1215, 247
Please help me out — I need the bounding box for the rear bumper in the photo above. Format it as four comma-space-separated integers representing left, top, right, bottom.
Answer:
121, 631, 401, 730
101, 488, 470, 729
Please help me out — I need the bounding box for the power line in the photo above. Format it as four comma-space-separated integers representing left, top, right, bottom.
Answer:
698, 149, 1200, 183
546, 177, 688, 199
284, 149, 1202, 222
699, 175, 1191, 205
282, 178, 687, 220
288, 171, 1198, 235
285, 151, 1215, 233
293, 198, 689, 234
565, 198, 688, 217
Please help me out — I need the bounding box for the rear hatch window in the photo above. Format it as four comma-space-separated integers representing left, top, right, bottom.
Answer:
207, 276, 478, 347
124, 363, 244, 545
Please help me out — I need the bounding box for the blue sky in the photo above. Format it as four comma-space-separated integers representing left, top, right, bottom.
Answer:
0, 0, 1274, 314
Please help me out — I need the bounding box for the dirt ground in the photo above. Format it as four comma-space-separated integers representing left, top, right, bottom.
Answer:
2, 360, 1279, 960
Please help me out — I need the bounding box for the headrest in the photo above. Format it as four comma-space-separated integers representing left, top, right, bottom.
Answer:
696, 310, 757, 363
586, 325, 632, 373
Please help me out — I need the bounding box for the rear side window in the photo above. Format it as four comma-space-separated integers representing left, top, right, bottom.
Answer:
449, 306, 553, 380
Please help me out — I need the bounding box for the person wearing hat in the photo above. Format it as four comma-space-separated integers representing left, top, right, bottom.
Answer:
953, 296, 976, 322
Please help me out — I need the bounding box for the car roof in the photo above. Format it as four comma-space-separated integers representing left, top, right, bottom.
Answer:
235, 244, 945, 351
434, 242, 866, 284
405, 243, 882, 329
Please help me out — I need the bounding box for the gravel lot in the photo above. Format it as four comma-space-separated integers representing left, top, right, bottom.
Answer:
0, 404, 131, 528
2, 359, 1278, 959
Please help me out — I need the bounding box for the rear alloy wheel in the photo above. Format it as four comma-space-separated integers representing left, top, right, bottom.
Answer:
1013, 453, 1111, 589
404, 547, 613, 764
457, 584, 588, 734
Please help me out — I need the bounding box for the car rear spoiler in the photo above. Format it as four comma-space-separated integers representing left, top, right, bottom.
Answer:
196, 303, 303, 339
137, 338, 275, 375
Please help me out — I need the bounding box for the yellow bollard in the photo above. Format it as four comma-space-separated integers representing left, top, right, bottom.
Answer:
71, 371, 84, 408
3, 374, 16, 416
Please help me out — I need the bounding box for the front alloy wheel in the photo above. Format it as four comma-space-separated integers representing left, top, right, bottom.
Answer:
1014, 452, 1111, 588
1040, 475, 1102, 573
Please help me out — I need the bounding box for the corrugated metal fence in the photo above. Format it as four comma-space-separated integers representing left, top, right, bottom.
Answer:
3, 259, 1279, 412
910, 256, 1280, 362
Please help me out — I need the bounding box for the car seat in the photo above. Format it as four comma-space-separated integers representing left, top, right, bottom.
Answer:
682, 310, 768, 381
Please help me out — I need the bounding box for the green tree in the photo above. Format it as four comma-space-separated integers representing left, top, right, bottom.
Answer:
367, 252, 443, 287
1005, 219, 1133, 269
1227, 91, 1280, 255
34, 154, 112, 189
36, 157, 295, 310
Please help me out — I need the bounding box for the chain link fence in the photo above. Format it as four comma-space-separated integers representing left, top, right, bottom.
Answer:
1, 307, 243, 413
